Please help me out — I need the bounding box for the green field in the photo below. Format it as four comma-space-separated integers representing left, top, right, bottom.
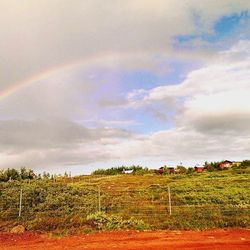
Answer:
0, 168, 249, 234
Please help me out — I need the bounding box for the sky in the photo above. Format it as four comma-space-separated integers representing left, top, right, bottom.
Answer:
0, 0, 250, 175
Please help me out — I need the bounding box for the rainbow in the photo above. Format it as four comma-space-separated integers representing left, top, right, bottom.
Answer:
0, 51, 134, 101
0, 60, 82, 100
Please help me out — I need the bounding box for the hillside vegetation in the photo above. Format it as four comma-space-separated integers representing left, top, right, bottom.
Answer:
0, 166, 249, 234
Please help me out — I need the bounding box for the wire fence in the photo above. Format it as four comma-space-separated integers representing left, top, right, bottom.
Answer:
0, 184, 249, 229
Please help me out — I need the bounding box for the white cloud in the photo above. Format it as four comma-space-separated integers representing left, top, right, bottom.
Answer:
0, 117, 135, 169
116, 40, 250, 164
146, 41, 250, 101
0, 2, 250, 172
0, 0, 249, 89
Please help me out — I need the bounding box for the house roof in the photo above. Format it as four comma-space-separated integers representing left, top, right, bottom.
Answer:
220, 160, 233, 163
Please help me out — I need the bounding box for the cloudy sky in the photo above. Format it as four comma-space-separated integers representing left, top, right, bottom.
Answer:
0, 0, 250, 174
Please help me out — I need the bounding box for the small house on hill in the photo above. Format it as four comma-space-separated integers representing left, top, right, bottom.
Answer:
219, 160, 233, 169
122, 169, 133, 174
167, 167, 175, 174
158, 167, 164, 174
152, 167, 164, 174
194, 166, 204, 173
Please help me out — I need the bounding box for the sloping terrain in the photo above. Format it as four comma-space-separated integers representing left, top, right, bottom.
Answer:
0, 229, 249, 250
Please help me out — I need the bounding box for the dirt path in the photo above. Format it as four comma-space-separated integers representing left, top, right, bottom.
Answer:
0, 229, 249, 250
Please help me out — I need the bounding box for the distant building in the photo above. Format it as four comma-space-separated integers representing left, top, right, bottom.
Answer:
158, 167, 164, 174
194, 166, 204, 173
167, 167, 175, 174
219, 160, 233, 169
152, 167, 165, 174
122, 169, 133, 174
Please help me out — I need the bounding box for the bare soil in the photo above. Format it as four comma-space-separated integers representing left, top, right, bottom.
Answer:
0, 228, 249, 250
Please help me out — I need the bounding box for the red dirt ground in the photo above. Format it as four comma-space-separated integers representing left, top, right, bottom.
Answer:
0, 229, 249, 250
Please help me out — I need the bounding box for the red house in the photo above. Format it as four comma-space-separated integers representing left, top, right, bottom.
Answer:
219, 160, 233, 169
158, 167, 164, 174
167, 167, 175, 174
194, 166, 204, 173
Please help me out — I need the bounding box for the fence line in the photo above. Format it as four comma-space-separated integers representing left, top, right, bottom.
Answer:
0, 185, 249, 229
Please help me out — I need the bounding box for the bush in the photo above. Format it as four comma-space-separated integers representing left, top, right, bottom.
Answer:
176, 166, 187, 174
0, 167, 35, 182
87, 212, 149, 230
240, 160, 250, 168
91, 166, 150, 175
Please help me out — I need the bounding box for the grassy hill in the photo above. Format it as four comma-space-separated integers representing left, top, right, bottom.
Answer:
0, 168, 249, 234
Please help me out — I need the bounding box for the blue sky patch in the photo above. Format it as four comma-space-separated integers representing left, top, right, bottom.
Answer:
174, 11, 250, 47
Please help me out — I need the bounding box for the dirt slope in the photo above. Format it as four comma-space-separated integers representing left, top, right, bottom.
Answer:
0, 229, 249, 250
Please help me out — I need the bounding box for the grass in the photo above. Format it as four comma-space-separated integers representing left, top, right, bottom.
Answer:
0, 169, 249, 232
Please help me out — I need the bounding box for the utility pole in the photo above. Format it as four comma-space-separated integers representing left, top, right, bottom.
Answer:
19, 188, 23, 217
168, 186, 172, 216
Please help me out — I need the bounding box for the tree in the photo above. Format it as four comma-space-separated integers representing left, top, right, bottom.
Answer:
204, 161, 220, 172
176, 165, 187, 174
0, 170, 8, 181
187, 167, 194, 174
20, 167, 29, 180
240, 160, 250, 168
6, 168, 20, 180
43, 171, 50, 179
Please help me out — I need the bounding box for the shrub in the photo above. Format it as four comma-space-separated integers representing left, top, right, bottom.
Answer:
240, 160, 250, 168
86, 212, 149, 230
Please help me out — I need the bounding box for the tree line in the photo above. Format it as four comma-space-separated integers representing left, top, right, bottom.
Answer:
0, 167, 35, 182
92, 160, 250, 175
1, 160, 249, 181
